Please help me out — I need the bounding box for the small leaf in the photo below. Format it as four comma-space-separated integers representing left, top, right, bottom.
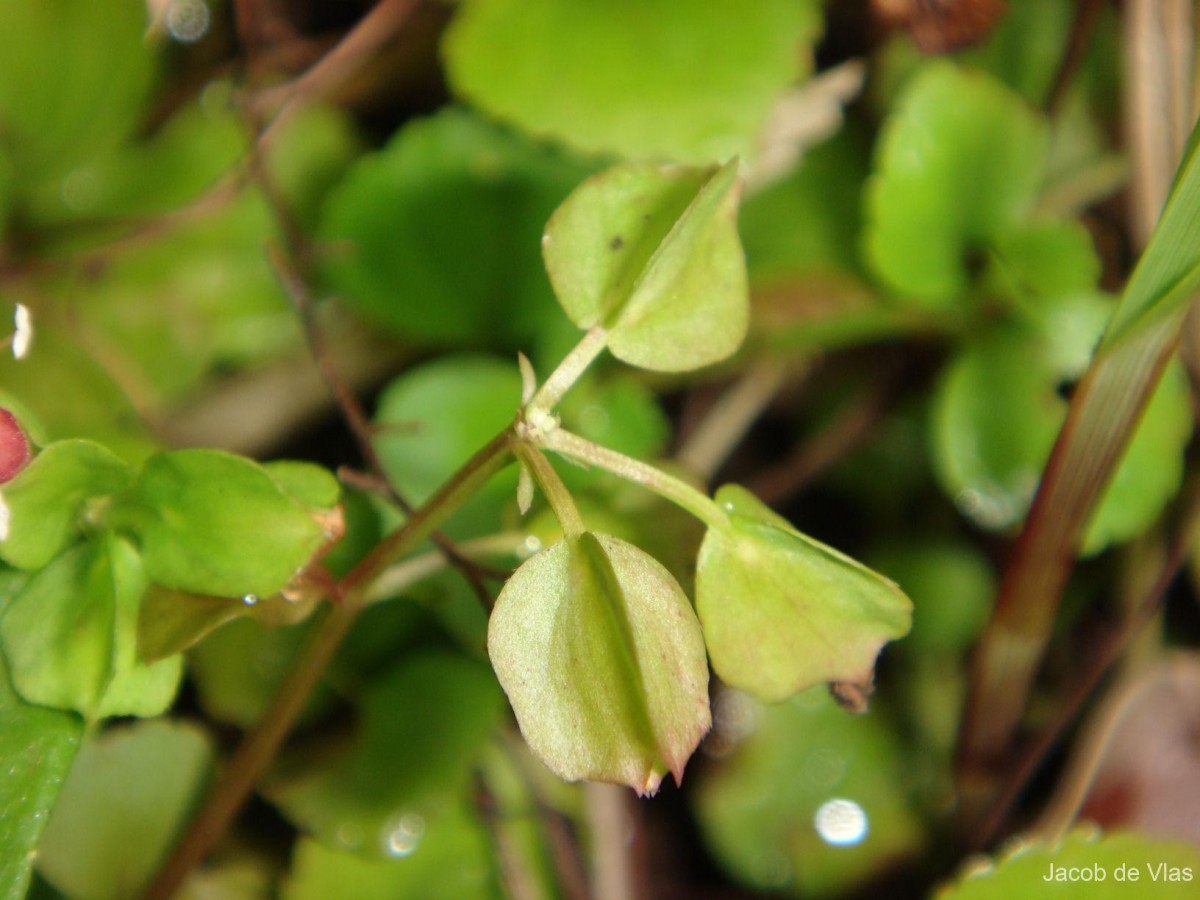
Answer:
488, 532, 710, 795
319, 108, 590, 347
695, 485, 912, 702
284, 813, 494, 900
94, 538, 183, 720
864, 61, 1047, 305
989, 219, 1101, 302
543, 160, 748, 372
0, 543, 117, 716
0, 657, 82, 900
266, 653, 503, 855
374, 355, 521, 537
137, 585, 249, 663
35, 720, 214, 900
443, 0, 822, 163
694, 690, 924, 896
265, 460, 342, 510
0, 439, 132, 570
116, 449, 329, 599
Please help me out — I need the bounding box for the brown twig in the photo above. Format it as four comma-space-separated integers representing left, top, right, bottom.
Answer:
251, 0, 424, 148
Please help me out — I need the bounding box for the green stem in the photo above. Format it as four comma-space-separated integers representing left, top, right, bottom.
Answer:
341, 428, 517, 601
143, 428, 516, 900
538, 427, 728, 530
515, 443, 585, 537
527, 326, 608, 414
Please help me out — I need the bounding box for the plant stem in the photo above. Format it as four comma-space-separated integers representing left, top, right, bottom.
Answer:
538, 427, 728, 530
341, 428, 517, 600
143, 429, 516, 900
515, 444, 585, 537
142, 601, 357, 900
527, 326, 609, 414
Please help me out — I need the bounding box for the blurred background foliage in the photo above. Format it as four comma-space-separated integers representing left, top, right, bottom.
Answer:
3, 0, 1200, 898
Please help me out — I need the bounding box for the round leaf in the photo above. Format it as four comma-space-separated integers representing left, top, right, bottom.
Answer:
444, 0, 821, 163
694, 690, 924, 896
695, 485, 912, 702
864, 61, 1047, 305
488, 532, 710, 795
1, 543, 117, 716
0, 439, 132, 570
319, 108, 589, 347
118, 449, 330, 599
543, 160, 748, 371
0, 659, 82, 900
266, 653, 503, 855
35, 720, 214, 900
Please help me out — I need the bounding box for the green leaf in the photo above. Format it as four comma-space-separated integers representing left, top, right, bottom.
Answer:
188, 616, 331, 730
374, 355, 522, 510
117, 449, 330, 599
0, 659, 82, 900
0, 439, 132, 570
740, 127, 870, 281
264, 460, 342, 510
695, 485, 912, 702
266, 653, 503, 854
1, 543, 117, 716
864, 61, 1047, 305
989, 219, 1102, 303
137, 585, 249, 663
444, 0, 822, 163
488, 532, 710, 795
543, 160, 749, 371
694, 690, 924, 896
94, 538, 183, 720
319, 108, 590, 347
868, 542, 994, 655
284, 814, 495, 900
0, 329, 158, 465
0, 0, 153, 184
35, 720, 213, 900
932, 326, 1192, 551
938, 828, 1200, 898
0, 537, 178, 720
1082, 359, 1192, 553
1100, 116, 1200, 348
961, 0, 1076, 103
931, 329, 1066, 532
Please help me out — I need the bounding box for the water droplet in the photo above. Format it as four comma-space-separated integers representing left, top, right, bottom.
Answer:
165, 0, 210, 43
384, 812, 425, 857
519, 534, 542, 558
722, 501, 735, 512
814, 798, 868, 846
242, 594, 258, 606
